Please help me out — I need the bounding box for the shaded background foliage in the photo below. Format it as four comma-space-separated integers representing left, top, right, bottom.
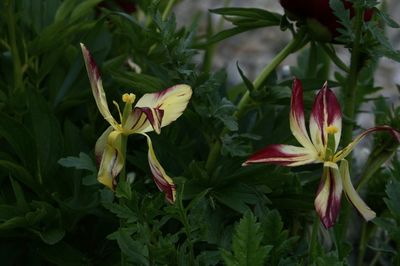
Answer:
0, 0, 399, 265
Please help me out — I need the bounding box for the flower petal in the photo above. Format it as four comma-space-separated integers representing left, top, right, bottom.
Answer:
314, 162, 343, 228
127, 107, 164, 134
243, 144, 319, 167
340, 159, 376, 221
309, 82, 342, 156
80, 43, 118, 128
97, 131, 124, 190
141, 133, 176, 203
334, 126, 400, 162
95, 126, 114, 166
290, 78, 315, 151
127, 84, 192, 133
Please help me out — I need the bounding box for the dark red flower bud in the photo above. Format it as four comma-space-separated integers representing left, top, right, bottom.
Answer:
279, 0, 373, 42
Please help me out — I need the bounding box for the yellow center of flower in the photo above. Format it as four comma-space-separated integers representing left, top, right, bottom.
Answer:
122, 93, 136, 104
326, 126, 338, 134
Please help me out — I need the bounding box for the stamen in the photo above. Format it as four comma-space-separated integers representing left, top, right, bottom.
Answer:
113, 101, 123, 123
122, 93, 136, 104
326, 126, 338, 134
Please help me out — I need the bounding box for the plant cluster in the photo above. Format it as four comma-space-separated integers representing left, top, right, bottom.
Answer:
1, 0, 400, 265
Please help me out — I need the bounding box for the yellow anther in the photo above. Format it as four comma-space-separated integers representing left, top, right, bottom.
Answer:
122, 93, 136, 104
326, 126, 338, 134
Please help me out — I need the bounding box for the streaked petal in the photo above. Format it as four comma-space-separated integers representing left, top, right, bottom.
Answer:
243, 144, 319, 167
314, 162, 343, 228
80, 43, 118, 128
126, 107, 164, 134
340, 159, 376, 221
334, 126, 400, 162
141, 133, 176, 203
129, 84, 192, 133
95, 126, 113, 166
309, 82, 342, 156
290, 79, 315, 151
98, 131, 124, 190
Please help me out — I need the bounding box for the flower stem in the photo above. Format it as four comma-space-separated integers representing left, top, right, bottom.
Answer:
205, 30, 307, 172
341, 7, 364, 147
339, 6, 365, 246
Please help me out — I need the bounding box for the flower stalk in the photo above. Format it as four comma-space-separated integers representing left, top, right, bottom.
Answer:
205, 30, 308, 172
342, 6, 364, 147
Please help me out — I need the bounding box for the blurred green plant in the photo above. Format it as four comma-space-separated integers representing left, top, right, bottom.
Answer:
0, 0, 400, 265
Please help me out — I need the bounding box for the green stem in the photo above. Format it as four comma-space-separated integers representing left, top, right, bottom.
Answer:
339, 6, 365, 247
356, 222, 368, 266
177, 186, 195, 264
161, 0, 176, 21
119, 134, 128, 266
205, 30, 307, 172
341, 7, 364, 147
6, 0, 24, 93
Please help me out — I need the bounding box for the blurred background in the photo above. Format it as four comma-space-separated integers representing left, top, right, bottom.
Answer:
175, 0, 400, 98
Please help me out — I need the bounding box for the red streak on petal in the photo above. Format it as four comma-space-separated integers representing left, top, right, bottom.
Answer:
244, 144, 307, 166
316, 168, 342, 228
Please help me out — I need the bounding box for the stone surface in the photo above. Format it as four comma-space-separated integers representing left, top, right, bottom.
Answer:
175, 0, 400, 97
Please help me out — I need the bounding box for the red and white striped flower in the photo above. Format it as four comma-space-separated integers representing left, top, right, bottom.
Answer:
243, 78, 400, 228
81, 43, 192, 203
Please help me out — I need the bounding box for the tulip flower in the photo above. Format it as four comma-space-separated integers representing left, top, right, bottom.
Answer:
243, 79, 400, 228
80, 43, 192, 203
279, 0, 373, 42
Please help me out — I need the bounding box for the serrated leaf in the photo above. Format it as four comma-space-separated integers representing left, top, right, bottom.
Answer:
108, 229, 148, 265
102, 202, 137, 223
384, 179, 400, 218
376, 9, 400, 28
221, 211, 272, 266
115, 180, 132, 200
262, 210, 284, 245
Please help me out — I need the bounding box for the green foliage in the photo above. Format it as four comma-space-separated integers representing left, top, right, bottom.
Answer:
0, 0, 399, 265
221, 211, 272, 266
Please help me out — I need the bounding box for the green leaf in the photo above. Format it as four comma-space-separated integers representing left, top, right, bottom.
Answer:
376, 9, 400, 28
9, 178, 29, 211
69, 0, 103, 21
236, 62, 255, 93
210, 8, 281, 22
213, 182, 260, 213
107, 229, 149, 265
221, 211, 272, 266
58, 152, 96, 172
198, 26, 257, 47
102, 202, 137, 223
0, 160, 45, 198
115, 180, 132, 200
27, 91, 64, 178
384, 179, 400, 219
30, 228, 65, 245
0, 113, 37, 172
